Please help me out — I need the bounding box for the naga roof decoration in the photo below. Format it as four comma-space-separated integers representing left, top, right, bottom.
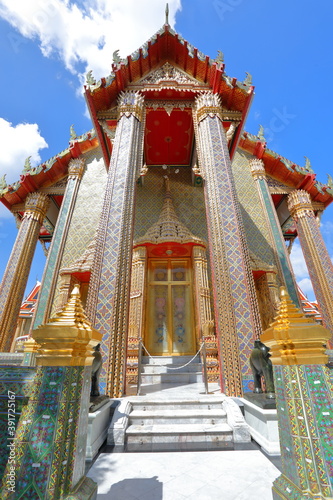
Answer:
239, 130, 333, 208
84, 24, 253, 111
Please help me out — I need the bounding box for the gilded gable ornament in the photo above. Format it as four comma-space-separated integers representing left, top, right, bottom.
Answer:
138, 62, 202, 87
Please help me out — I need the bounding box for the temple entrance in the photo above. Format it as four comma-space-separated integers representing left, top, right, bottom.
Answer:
146, 258, 195, 355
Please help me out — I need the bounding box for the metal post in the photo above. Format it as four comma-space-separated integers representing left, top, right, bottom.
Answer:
137, 337, 143, 396
202, 341, 209, 394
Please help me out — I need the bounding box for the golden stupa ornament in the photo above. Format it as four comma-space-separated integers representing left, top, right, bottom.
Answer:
32, 284, 102, 366
261, 287, 330, 365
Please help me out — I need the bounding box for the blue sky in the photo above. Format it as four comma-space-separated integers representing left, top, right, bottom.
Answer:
0, 0, 332, 303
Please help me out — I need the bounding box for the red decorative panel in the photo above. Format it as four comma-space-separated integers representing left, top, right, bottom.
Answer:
145, 108, 193, 166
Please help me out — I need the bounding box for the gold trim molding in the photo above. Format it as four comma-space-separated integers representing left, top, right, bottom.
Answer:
118, 90, 144, 122
23, 192, 50, 224
195, 92, 223, 123
287, 189, 314, 220
68, 157, 86, 180
249, 158, 266, 180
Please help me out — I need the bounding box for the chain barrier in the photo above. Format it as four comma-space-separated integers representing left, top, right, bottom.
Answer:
141, 342, 204, 370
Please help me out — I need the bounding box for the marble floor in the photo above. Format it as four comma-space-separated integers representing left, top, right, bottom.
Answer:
87, 382, 280, 499
87, 448, 280, 500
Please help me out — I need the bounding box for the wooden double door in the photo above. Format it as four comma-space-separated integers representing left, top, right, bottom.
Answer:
145, 258, 196, 355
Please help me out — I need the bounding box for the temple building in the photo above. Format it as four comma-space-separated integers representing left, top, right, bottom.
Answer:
1, 12, 333, 500
1, 21, 333, 399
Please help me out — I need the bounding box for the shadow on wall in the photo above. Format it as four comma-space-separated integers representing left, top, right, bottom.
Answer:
99, 476, 163, 499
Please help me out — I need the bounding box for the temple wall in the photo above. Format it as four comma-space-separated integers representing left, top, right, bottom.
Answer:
134, 167, 208, 242
231, 149, 282, 277
51, 148, 107, 314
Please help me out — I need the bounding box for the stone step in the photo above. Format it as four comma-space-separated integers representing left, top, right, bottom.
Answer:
125, 423, 233, 452
129, 408, 227, 426
130, 397, 224, 411
140, 372, 202, 384
141, 363, 202, 374
141, 355, 200, 366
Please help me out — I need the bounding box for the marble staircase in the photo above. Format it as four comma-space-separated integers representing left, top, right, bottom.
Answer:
139, 354, 203, 385
108, 355, 251, 453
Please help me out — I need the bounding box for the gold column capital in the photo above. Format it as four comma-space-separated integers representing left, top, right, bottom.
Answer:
261, 287, 330, 365
23, 192, 50, 224
32, 285, 102, 366
195, 92, 223, 123
68, 157, 86, 180
249, 158, 266, 180
118, 90, 144, 122
287, 189, 314, 219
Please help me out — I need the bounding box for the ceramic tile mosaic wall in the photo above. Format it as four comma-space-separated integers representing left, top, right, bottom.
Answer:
273, 364, 333, 498
134, 167, 208, 243
51, 149, 107, 315
0, 367, 36, 482
231, 149, 279, 268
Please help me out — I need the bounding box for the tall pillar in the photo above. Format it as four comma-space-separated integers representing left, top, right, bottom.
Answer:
193, 92, 262, 396
261, 288, 333, 500
86, 91, 145, 397
192, 245, 219, 382
287, 189, 333, 335
0, 192, 49, 352
249, 159, 301, 307
126, 246, 147, 385
33, 158, 85, 328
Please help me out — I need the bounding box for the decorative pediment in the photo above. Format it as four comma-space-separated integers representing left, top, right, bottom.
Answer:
131, 62, 209, 90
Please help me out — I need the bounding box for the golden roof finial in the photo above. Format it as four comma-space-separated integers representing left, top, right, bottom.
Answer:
261, 287, 330, 365
165, 3, 169, 25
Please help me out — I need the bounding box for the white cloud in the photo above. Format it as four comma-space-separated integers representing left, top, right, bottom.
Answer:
0, 118, 48, 218
297, 277, 314, 298
290, 240, 309, 280
290, 239, 316, 300
0, 0, 182, 82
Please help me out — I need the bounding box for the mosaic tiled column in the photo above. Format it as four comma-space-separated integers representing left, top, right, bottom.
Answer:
0, 192, 49, 352
86, 91, 145, 397
192, 245, 219, 382
33, 158, 86, 329
0, 286, 102, 499
261, 288, 333, 500
126, 246, 147, 385
250, 159, 301, 308
287, 189, 333, 336
193, 93, 262, 396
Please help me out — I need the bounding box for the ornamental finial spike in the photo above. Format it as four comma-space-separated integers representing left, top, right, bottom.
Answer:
165, 3, 169, 25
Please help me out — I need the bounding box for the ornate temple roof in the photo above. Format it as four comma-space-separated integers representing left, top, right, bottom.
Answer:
0, 18, 332, 216
239, 131, 333, 208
